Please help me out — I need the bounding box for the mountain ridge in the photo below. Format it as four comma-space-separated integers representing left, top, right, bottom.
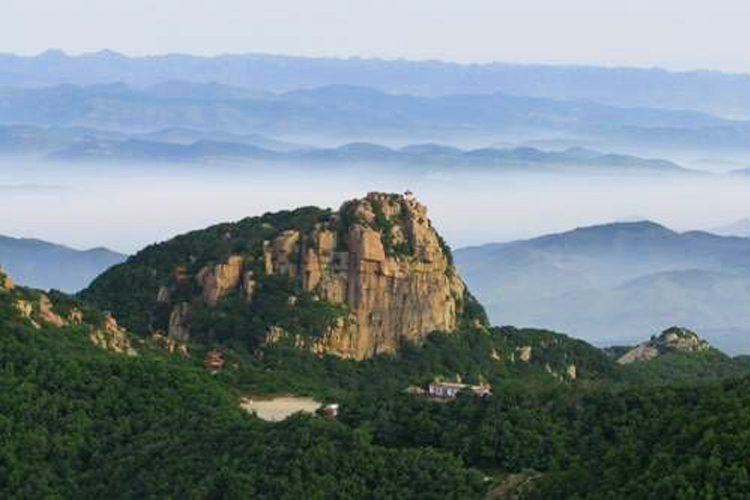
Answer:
0, 234, 126, 292
455, 220, 750, 354
46, 137, 692, 174
4, 51, 750, 117
0, 82, 743, 146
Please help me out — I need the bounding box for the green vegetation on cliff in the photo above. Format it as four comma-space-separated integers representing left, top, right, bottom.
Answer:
81, 206, 336, 334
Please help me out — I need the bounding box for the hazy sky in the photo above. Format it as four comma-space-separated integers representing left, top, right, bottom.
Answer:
2, 0, 749, 72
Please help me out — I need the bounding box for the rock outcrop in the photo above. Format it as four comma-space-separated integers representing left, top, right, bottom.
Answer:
1, 263, 136, 355
259, 192, 466, 359
168, 302, 191, 340
38, 294, 67, 328
89, 312, 137, 356
154, 193, 470, 359
196, 255, 245, 306
518, 345, 532, 362
15, 296, 136, 355
618, 327, 710, 364
151, 331, 189, 358
0, 265, 13, 291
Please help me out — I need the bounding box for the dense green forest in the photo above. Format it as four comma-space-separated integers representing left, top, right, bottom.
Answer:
8, 203, 750, 499
209, 323, 750, 401
4, 302, 750, 499
0, 291, 487, 499
338, 379, 750, 499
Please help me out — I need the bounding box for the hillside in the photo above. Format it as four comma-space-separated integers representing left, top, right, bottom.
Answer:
8, 256, 750, 499
608, 327, 750, 385
340, 370, 750, 499
0, 266, 486, 499
455, 221, 750, 353
0, 234, 126, 292
6, 273, 750, 498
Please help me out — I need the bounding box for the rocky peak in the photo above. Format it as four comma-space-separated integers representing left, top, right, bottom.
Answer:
89, 312, 137, 356
92, 192, 476, 360
654, 326, 710, 352
259, 192, 467, 358
617, 327, 710, 364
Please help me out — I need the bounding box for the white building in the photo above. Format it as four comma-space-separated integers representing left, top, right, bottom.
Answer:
427, 382, 491, 399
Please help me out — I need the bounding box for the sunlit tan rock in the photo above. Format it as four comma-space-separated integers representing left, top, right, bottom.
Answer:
0, 265, 13, 291
262, 192, 467, 359
196, 255, 244, 305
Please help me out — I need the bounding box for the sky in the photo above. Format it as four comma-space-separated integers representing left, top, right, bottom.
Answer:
1, 0, 749, 72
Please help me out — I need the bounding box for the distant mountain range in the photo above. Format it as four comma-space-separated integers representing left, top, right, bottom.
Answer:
44, 140, 690, 176
0, 235, 126, 292
2, 82, 749, 152
0, 124, 303, 155
455, 221, 750, 354
0, 123, 694, 174
4, 50, 750, 118
709, 218, 750, 237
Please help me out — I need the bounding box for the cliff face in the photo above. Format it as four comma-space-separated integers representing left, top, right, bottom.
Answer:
88, 193, 472, 360
261, 193, 466, 358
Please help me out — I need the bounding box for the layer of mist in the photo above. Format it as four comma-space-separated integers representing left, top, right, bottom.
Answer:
4, 158, 750, 255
